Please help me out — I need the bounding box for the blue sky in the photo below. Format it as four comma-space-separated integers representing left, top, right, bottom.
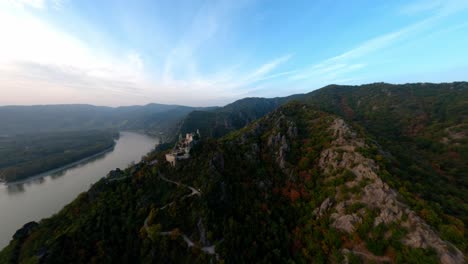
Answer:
1, 0, 468, 106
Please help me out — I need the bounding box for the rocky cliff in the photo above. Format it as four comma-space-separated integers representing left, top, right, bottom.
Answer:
316, 118, 464, 263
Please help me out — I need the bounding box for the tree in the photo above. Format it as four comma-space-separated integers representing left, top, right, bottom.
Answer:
147, 224, 162, 243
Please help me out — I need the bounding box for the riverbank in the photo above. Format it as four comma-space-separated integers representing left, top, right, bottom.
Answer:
0, 131, 159, 249
4, 144, 116, 186
0, 130, 119, 183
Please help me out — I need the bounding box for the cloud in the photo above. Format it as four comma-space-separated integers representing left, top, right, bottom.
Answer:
289, 31, 404, 81
0, 0, 295, 105
245, 54, 293, 82
0, 0, 294, 106
152, 53, 293, 100
399, 0, 444, 15
400, 0, 468, 16
161, 1, 244, 84
285, 0, 468, 86
0, 3, 151, 105
218, 55, 293, 88
127, 52, 144, 71
150, 1, 296, 101
288, 5, 454, 84
2, 0, 467, 107
6, 0, 45, 9
5, 0, 64, 10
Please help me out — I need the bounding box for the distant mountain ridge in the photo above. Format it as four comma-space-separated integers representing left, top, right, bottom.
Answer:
179, 97, 292, 138
179, 82, 468, 139
0, 103, 210, 140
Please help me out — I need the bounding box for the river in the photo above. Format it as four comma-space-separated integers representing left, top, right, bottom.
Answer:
0, 131, 158, 249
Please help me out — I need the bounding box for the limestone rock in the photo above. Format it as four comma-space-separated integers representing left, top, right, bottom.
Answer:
332, 214, 362, 233
318, 117, 465, 263
314, 197, 334, 218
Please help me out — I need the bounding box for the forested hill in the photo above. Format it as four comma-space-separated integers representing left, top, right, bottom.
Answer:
179, 97, 297, 138
300, 82, 468, 246
180, 82, 467, 140
1, 102, 465, 263
178, 82, 468, 241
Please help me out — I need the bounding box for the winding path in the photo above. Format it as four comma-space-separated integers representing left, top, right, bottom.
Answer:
159, 175, 201, 197
343, 246, 392, 262
143, 174, 219, 258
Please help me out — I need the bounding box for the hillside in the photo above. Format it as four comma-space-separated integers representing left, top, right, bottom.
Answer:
301, 82, 468, 251
1, 102, 464, 263
176, 82, 468, 251
179, 97, 297, 138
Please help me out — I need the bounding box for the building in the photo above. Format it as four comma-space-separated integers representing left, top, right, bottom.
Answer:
165, 130, 200, 166
165, 153, 177, 166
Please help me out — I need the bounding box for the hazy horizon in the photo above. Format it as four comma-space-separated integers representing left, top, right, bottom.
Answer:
1, 80, 468, 108
1, 0, 468, 107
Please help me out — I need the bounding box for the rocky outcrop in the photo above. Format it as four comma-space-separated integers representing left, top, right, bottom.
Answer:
333, 214, 362, 233
317, 118, 465, 264
13, 221, 38, 240
266, 114, 298, 174
313, 197, 334, 218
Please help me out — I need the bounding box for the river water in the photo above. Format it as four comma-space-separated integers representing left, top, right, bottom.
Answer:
0, 131, 158, 249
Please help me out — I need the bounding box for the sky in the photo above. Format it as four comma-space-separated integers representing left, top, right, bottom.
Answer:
0, 0, 468, 107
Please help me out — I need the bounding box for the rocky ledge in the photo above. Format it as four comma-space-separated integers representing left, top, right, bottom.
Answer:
316, 118, 465, 264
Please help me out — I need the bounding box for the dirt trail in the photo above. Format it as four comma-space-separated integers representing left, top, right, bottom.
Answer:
143, 174, 218, 258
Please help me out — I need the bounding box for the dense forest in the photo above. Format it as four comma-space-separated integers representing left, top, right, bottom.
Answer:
180, 82, 468, 249
0, 130, 118, 182
179, 97, 300, 138
301, 82, 468, 246
1, 98, 466, 263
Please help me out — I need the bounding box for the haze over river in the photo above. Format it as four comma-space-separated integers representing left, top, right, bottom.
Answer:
0, 131, 158, 249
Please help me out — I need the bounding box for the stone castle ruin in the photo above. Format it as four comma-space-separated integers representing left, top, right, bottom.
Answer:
165, 130, 200, 166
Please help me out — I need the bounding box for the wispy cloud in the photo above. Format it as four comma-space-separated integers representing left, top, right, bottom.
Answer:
0, 0, 363, 105
6, 0, 45, 9
292, 16, 434, 81
399, 0, 468, 16
288, 0, 468, 85
1, 0, 467, 106
6, 0, 64, 10
151, 53, 293, 103
154, 1, 295, 102
161, 1, 240, 84
245, 54, 293, 81
399, 0, 445, 15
